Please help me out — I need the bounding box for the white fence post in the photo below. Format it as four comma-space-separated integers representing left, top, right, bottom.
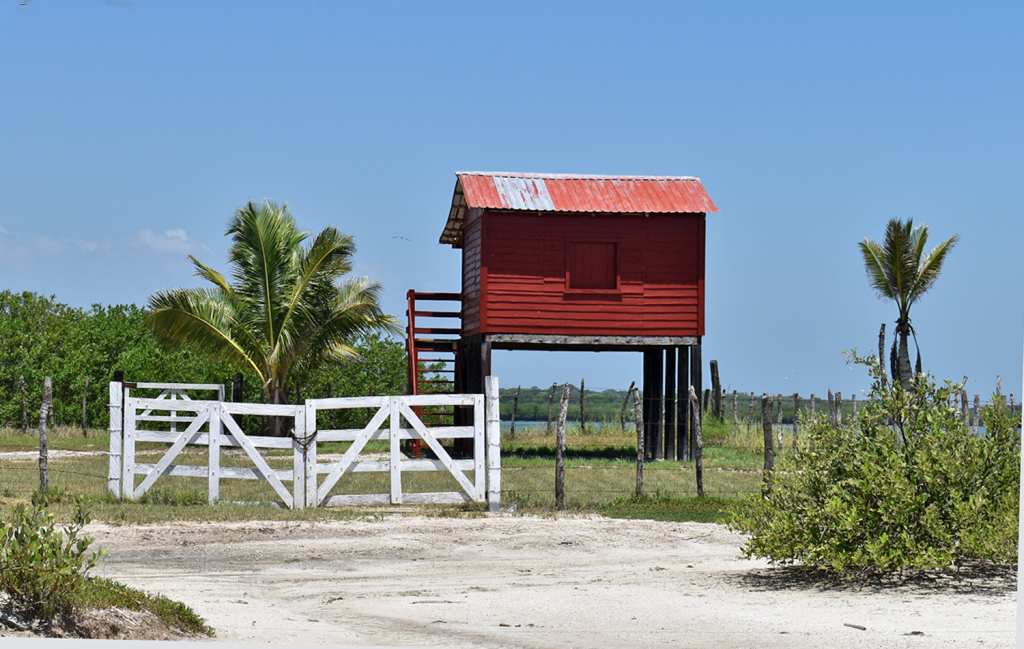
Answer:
390, 396, 403, 504
122, 396, 137, 500
473, 393, 485, 501
485, 375, 501, 512
293, 406, 307, 510
208, 402, 222, 504
304, 400, 317, 509
108, 380, 123, 499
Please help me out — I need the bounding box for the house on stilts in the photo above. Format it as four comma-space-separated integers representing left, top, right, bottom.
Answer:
407, 171, 718, 460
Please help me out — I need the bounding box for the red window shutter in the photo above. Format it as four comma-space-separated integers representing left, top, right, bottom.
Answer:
569, 242, 617, 289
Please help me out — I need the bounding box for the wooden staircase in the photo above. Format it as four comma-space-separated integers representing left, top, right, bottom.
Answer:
406, 291, 462, 457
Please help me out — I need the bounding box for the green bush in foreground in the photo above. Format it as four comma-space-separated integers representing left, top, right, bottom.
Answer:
730, 359, 1020, 576
0, 496, 102, 620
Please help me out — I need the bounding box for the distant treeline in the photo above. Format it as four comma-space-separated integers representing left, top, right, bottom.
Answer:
0, 290, 407, 430
498, 384, 635, 423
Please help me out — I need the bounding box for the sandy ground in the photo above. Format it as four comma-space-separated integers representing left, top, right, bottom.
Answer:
78, 515, 1017, 648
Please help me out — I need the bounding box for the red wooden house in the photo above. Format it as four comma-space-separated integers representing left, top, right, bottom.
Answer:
407, 171, 718, 460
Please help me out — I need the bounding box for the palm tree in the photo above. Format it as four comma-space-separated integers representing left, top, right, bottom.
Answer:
859, 218, 958, 390
148, 200, 400, 434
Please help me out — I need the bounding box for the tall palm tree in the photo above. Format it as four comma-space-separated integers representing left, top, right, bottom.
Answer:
859, 218, 958, 390
148, 200, 399, 434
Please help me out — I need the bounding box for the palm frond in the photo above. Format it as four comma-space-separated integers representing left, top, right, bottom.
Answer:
147, 288, 265, 383
189, 256, 233, 294
909, 234, 959, 305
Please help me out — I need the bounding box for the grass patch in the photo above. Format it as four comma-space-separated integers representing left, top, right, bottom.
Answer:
597, 494, 736, 524
0, 420, 769, 523
76, 577, 213, 636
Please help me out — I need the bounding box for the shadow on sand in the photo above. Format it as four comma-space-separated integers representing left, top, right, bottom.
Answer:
720, 563, 1017, 597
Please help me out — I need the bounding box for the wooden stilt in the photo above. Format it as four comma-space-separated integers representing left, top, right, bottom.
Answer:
664, 347, 677, 461
678, 346, 690, 461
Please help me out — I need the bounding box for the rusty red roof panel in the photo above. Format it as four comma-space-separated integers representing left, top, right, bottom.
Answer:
441, 172, 718, 246
457, 171, 718, 214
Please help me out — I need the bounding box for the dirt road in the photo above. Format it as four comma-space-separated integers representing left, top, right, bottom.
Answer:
88, 515, 1015, 648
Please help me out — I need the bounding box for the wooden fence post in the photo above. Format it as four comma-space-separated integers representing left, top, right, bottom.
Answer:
108, 373, 123, 498
851, 393, 857, 421
688, 386, 704, 497
38, 376, 52, 494
486, 376, 502, 512
621, 380, 635, 431
547, 382, 556, 434
827, 389, 836, 428
961, 389, 969, 430
510, 385, 521, 437
973, 395, 981, 435
732, 390, 738, 435
775, 393, 783, 451
746, 393, 755, 435
81, 377, 89, 438
579, 378, 586, 435
555, 383, 570, 510
761, 393, 774, 497
632, 387, 644, 497
792, 393, 800, 452
810, 394, 816, 417
710, 360, 721, 419
835, 392, 842, 426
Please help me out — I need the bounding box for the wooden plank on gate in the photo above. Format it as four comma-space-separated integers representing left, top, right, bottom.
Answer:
398, 402, 479, 500
208, 403, 221, 504
473, 393, 485, 500
219, 411, 294, 509
131, 406, 212, 499
317, 404, 390, 504
390, 396, 402, 504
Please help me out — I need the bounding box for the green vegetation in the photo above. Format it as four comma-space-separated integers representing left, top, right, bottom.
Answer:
0, 497, 100, 620
148, 200, 399, 436
0, 495, 210, 635
0, 290, 406, 432
730, 358, 1020, 576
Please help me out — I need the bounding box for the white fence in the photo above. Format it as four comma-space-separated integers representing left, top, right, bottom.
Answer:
108, 376, 501, 511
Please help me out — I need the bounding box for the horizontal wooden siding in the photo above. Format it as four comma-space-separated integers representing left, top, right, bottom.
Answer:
479, 212, 704, 337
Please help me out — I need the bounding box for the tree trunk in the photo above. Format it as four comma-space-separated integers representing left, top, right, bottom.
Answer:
878, 323, 886, 382
897, 322, 913, 390
268, 385, 290, 436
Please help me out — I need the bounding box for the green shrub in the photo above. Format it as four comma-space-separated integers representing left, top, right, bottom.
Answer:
730, 359, 1020, 576
0, 496, 104, 620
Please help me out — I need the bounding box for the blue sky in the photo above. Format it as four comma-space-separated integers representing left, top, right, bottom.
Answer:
1, 1, 1021, 399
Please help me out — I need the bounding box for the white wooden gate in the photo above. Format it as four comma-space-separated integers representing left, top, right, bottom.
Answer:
109, 377, 501, 510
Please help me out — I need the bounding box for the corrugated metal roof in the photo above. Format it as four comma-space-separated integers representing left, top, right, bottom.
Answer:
440, 172, 718, 246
